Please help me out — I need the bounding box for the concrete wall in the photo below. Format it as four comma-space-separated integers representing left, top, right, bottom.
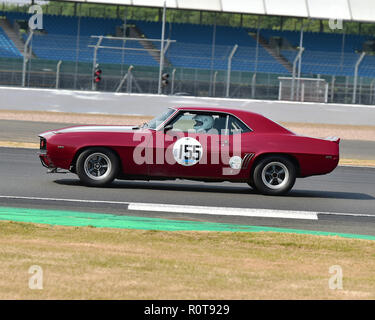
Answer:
1, 86, 374, 125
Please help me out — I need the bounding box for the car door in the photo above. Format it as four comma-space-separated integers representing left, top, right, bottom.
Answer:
148, 111, 228, 179
221, 115, 254, 179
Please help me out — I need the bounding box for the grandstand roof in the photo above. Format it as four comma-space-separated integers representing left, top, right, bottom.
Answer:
62, 0, 375, 23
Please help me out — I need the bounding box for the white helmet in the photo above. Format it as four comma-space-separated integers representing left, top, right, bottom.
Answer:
193, 115, 214, 132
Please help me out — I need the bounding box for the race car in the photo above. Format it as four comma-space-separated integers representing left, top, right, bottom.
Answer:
38, 106, 340, 195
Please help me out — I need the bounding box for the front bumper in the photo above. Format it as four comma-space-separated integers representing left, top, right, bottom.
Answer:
39, 153, 54, 168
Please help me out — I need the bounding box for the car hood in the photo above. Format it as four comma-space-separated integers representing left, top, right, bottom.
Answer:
50, 125, 138, 134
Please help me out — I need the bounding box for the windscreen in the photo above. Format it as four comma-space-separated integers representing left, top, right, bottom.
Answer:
145, 108, 176, 130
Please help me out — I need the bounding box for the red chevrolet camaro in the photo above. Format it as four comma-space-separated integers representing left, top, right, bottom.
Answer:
39, 107, 340, 195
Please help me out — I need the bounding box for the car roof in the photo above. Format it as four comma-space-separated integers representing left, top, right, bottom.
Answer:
174, 106, 257, 117
173, 106, 292, 134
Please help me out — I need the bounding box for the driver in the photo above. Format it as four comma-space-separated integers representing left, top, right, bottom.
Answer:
193, 114, 214, 133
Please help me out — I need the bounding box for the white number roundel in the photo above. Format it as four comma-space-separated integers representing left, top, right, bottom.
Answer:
173, 137, 203, 166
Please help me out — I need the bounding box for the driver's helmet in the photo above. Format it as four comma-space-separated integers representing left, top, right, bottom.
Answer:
193, 115, 214, 132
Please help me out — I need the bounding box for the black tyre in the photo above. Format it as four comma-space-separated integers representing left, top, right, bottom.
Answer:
76, 148, 120, 187
252, 156, 296, 196
247, 180, 258, 192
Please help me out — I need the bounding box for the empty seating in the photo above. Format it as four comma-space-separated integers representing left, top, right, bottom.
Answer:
0, 11, 375, 77
0, 25, 21, 58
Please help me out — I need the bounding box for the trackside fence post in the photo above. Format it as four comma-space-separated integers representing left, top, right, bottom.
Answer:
352, 52, 365, 104
22, 30, 33, 87
213, 71, 218, 97
56, 60, 62, 89
226, 44, 238, 98
171, 68, 176, 95
291, 47, 304, 101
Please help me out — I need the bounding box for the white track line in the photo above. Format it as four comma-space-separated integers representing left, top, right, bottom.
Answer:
0, 195, 374, 220
127, 203, 318, 220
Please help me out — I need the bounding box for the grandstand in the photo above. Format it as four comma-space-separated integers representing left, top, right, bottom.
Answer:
0, 23, 22, 58
0, 0, 375, 103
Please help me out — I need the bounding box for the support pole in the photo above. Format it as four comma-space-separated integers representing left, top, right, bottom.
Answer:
22, 30, 33, 87
171, 68, 176, 95
251, 73, 256, 99
352, 52, 365, 104
291, 47, 304, 101
225, 44, 238, 98
56, 60, 62, 89
208, 14, 217, 96
91, 35, 103, 90
127, 66, 133, 93
324, 83, 329, 103
370, 79, 375, 105
157, 1, 167, 95
278, 80, 282, 100
252, 17, 260, 99
330, 75, 335, 103
116, 65, 133, 93
213, 71, 218, 97
296, 22, 304, 99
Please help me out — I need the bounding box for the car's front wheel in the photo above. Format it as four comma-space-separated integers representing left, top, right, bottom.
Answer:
252, 156, 296, 196
76, 148, 120, 187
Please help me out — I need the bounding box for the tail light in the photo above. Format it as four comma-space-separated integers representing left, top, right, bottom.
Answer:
40, 137, 47, 150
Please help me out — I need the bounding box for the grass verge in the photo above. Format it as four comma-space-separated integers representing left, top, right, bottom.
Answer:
0, 220, 374, 299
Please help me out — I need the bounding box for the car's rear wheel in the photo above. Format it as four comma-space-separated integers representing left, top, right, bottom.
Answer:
76, 148, 119, 187
252, 156, 296, 196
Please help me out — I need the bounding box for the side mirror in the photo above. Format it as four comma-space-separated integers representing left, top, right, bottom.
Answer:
163, 124, 173, 133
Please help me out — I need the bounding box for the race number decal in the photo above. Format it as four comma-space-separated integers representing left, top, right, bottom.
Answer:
173, 137, 203, 166
229, 156, 242, 169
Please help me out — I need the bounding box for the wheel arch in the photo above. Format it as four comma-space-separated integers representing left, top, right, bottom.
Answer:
70, 146, 122, 174
250, 153, 301, 180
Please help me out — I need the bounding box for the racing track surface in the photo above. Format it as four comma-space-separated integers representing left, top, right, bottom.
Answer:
1, 147, 375, 237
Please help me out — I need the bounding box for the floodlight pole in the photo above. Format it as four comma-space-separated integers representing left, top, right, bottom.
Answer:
91, 35, 103, 90
225, 44, 238, 98
22, 30, 33, 87
291, 47, 304, 101
56, 60, 62, 89
158, 1, 167, 95
352, 52, 365, 104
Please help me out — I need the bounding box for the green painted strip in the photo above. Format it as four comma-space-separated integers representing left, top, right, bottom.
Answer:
0, 206, 374, 241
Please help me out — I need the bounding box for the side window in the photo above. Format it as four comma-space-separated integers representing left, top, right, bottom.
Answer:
169, 112, 195, 132
227, 115, 251, 135
167, 112, 227, 134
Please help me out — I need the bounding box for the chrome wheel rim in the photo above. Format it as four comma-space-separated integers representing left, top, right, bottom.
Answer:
261, 162, 289, 190
84, 153, 112, 180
